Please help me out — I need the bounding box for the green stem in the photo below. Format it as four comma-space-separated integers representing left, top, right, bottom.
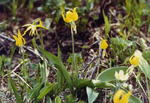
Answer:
38, 32, 44, 49
71, 25, 75, 71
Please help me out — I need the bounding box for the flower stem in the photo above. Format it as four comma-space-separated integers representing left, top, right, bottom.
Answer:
71, 26, 75, 71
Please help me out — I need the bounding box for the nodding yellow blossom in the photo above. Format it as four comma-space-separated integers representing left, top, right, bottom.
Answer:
23, 19, 47, 36
100, 39, 108, 49
62, 7, 78, 23
115, 70, 129, 81
13, 30, 26, 47
113, 89, 131, 103
129, 56, 139, 67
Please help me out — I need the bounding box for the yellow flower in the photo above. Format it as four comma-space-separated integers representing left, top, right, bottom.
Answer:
62, 7, 78, 23
129, 56, 139, 67
100, 39, 108, 49
23, 19, 47, 36
115, 70, 129, 81
13, 30, 26, 47
113, 89, 131, 103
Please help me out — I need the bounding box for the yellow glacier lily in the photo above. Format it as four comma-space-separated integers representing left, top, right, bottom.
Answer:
113, 89, 131, 103
23, 18, 47, 36
100, 39, 108, 49
62, 7, 78, 23
129, 56, 139, 67
13, 30, 26, 47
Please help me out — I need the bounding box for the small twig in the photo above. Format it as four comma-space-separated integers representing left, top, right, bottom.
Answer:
133, 72, 148, 97
90, 62, 100, 79
90, 47, 102, 79
12, 71, 32, 89
0, 32, 15, 42
83, 55, 101, 72
3, 59, 29, 77
88, 40, 99, 48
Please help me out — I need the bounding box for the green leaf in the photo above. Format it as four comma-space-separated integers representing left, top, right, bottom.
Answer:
78, 101, 86, 103
28, 82, 43, 100
142, 50, 150, 61
92, 80, 115, 88
138, 55, 150, 80
40, 48, 72, 88
129, 95, 143, 103
96, 66, 128, 82
86, 87, 99, 103
46, 97, 53, 103
65, 94, 76, 103
67, 53, 83, 65
75, 79, 94, 89
111, 37, 133, 48
55, 96, 62, 103
67, 53, 83, 71
103, 11, 110, 35
38, 83, 54, 100
86, 0, 94, 10
8, 77, 23, 103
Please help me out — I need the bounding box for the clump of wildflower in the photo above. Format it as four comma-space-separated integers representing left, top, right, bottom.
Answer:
13, 30, 26, 47
100, 39, 108, 49
115, 70, 129, 81
23, 18, 47, 36
113, 89, 131, 103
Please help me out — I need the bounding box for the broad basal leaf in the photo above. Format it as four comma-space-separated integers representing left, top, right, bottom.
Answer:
96, 66, 128, 82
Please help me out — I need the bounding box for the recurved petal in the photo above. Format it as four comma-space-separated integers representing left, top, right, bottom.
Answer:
22, 24, 32, 27
39, 19, 43, 26
72, 7, 78, 21
36, 25, 48, 30
13, 35, 17, 40
22, 37, 26, 45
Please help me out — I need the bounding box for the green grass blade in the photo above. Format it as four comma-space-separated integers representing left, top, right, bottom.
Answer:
8, 77, 23, 103
40, 48, 72, 88
37, 83, 54, 100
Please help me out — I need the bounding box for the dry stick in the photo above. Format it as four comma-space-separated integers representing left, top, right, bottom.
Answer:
89, 61, 99, 79
81, 55, 100, 79
83, 55, 101, 73
3, 61, 23, 77
81, 40, 102, 78
90, 47, 102, 79
133, 72, 148, 97
12, 71, 32, 89
0, 32, 15, 42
